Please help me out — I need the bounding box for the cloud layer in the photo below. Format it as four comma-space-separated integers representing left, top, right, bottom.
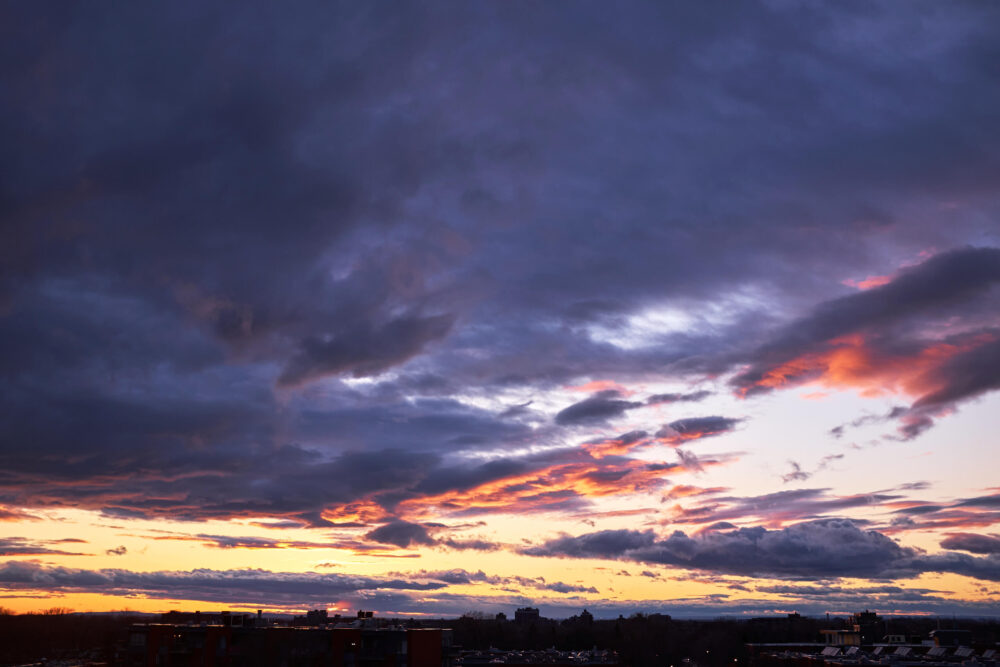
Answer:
525, 519, 1000, 581
1, 2, 999, 614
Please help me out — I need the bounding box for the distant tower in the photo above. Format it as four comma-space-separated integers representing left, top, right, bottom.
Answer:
515, 606, 540, 623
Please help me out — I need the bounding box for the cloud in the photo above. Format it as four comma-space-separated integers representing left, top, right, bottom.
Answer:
0, 561, 447, 608
675, 449, 706, 473
555, 390, 642, 425
413, 458, 531, 496
2, 1, 1000, 612
398, 445, 719, 520
731, 247, 1000, 436
150, 533, 386, 552
662, 485, 727, 501
523, 530, 657, 559
365, 520, 436, 548
911, 335, 1000, 410
439, 538, 502, 552
656, 417, 743, 446
278, 314, 455, 386
0, 507, 39, 522
668, 487, 905, 527
780, 455, 843, 483
583, 430, 649, 458
645, 391, 712, 405
543, 581, 599, 594
781, 462, 810, 484
939, 533, 1000, 555
735, 247, 1000, 390
524, 519, 1000, 581
0, 537, 88, 557
881, 493, 1000, 534
105, 545, 127, 556
0, 389, 545, 523
391, 568, 598, 594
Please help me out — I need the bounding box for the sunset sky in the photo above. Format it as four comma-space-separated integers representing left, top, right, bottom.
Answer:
2, 2, 1000, 618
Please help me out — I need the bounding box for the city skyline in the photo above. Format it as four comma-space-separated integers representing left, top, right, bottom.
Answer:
1, 3, 999, 618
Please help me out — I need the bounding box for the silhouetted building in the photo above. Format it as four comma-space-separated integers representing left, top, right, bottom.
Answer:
456, 648, 617, 666
818, 611, 882, 647
850, 610, 881, 645
159, 610, 261, 628
751, 617, 994, 667
930, 629, 973, 647
514, 607, 540, 624
291, 608, 333, 626
820, 628, 860, 646
121, 616, 451, 667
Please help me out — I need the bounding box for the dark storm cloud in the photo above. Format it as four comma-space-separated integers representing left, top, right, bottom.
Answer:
414, 458, 530, 496
939, 533, 1000, 555
2, 0, 1000, 531
293, 395, 541, 454
523, 530, 656, 559
0, 439, 440, 526
278, 314, 455, 386
555, 390, 642, 425
365, 520, 436, 548
524, 519, 1000, 581
0, 393, 697, 525
0, 374, 552, 522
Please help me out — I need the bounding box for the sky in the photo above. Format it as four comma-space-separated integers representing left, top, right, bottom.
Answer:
2, 1, 1000, 619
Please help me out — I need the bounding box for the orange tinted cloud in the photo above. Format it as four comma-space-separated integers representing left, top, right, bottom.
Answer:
0, 507, 40, 522
399, 453, 727, 520
586, 431, 650, 458
321, 501, 392, 526
738, 332, 995, 400
655, 416, 742, 446
663, 485, 728, 500
565, 380, 634, 395
843, 274, 893, 290
733, 249, 1000, 437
